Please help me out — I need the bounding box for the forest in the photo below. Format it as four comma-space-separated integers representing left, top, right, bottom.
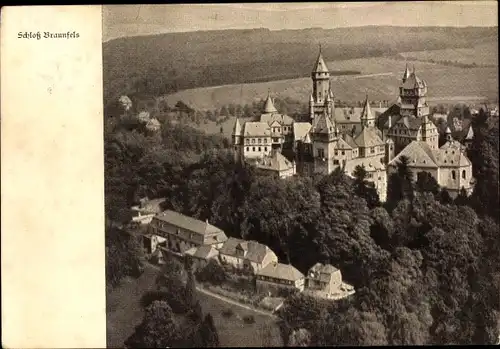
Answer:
105, 98, 499, 345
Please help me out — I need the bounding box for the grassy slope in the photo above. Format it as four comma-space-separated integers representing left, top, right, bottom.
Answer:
400, 41, 499, 66
106, 264, 281, 348
165, 56, 499, 111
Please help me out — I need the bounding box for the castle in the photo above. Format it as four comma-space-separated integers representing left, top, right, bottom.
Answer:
232, 48, 474, 200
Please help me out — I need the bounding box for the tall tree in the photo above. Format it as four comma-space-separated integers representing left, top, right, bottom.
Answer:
353, 165, 381, 208
199, 314, 220, 347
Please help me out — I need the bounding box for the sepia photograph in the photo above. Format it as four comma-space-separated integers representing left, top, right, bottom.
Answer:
103, 3, 499, 347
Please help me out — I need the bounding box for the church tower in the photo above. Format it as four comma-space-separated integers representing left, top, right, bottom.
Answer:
310, 45, 333, 122
360, 94, 376, 129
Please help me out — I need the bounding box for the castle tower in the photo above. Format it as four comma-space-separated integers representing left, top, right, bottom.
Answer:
311, 108, 338, 175
232, 117, 243, 161
360, 94, 376, 129
399, 65, 430, 118
385, 137, 395, 164
420, 114, 439, 150
310, 45, 333, 122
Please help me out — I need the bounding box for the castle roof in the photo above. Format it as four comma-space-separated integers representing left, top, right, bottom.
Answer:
312, 49, 329, 73
263, 92, 278, 113
334, 107, 387, 124
256, 151, 294, 172
312, 113, 335, 134
402, 63, 411, 82
336, 137, 353, 150
243, 122, 271, 136
402, 72, 426, 89
389, 141, 438, 168
354, 127, 384, 148
344, 156, 386, 174
232, 117, 242, 136
293, 122, 312, 141
464, 125, 474, 140
360, 96, 375, 121
342, 133, 358, 149
395, 116, 422, 131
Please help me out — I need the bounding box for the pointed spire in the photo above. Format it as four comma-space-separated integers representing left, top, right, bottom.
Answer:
361, 93, 374, 123
402, 63, 411, 82
312, 45, 329, 73
232, 117, 242, 136
263, 90, 277, 113
445, 126, 452, 141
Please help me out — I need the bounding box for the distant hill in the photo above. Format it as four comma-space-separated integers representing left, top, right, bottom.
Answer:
103, 26, 498, 111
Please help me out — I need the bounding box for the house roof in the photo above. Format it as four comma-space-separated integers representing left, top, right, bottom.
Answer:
378, 104, 402, 129
260, 113, 294, 126
155, 210, 225, 236
354, 127, 384, 148
232, 118, 242, 136
256, 151, 294, 172
218, 237, 275, 264
243, 122, 271, 137
389, 141, 439, 168
293, 122, 312, 142
257, 262, 305, 281
309, 262, 339, 275
343, 133, 358, 149
336, 137, 353, 150
186, 245, 219, 260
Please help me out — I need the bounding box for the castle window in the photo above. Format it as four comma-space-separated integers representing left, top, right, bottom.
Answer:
252, 139, 255, 144
264, 139, 267, 144
258, 138, 262, 144
246, 147, 249, 151
245, 139, 249, 145
333, 160, 339, 165
265, 147, 267, 151
452, 170, 456, 180
341, 151, 345, 155
462, 170, 466, 179
258, 147, 261, 151
335, 150, 338, 156
252, 147, 255, 151
234, 146, 238, 151
317, 149, 325, 158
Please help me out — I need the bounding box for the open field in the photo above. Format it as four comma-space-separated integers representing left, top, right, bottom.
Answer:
400, 42, 499, 67
106, 263, 281, 348
164, 57, 498, 111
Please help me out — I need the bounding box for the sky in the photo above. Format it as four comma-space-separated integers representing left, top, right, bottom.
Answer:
103, 2, 498, 42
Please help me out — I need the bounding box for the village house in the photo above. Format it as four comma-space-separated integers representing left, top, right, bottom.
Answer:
149, 210, 228, 254
143, 234, 168, 254
184, 245, 220, 270
218, 237, 278, 273
130, 197, 166, 225
255, 262, 305, 296
304, 263, 355, 300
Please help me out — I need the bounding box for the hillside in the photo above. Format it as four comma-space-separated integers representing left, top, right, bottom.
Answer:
103, 26, 498, 108
164, 56, 499, 111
